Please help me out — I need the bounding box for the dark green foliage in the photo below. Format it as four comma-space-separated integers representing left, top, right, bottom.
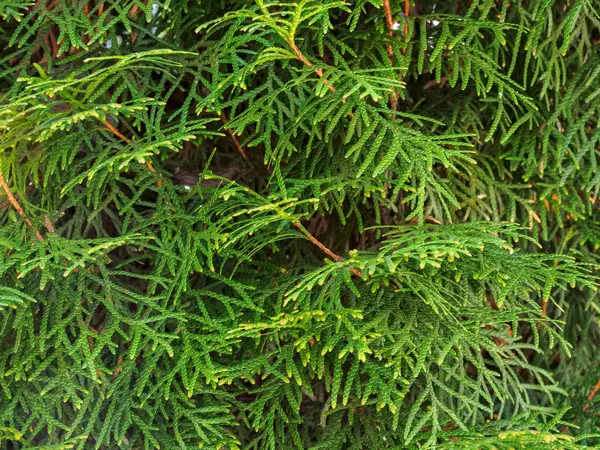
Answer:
1, 0, 599, 448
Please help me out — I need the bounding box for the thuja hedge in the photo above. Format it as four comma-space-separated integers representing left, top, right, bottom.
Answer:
1, 0, 599, 448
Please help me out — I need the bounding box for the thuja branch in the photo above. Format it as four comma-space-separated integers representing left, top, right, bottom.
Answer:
220, 111, 250, 161
286, 40, 335, 93
285, 39, 355, 119
101, 119, 163, 187
294, 222, 363, 278
0, 173, 44, 242
101, 120, 130, 144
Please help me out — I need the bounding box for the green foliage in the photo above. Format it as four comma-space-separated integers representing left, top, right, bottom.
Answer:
1, 0, 599, 448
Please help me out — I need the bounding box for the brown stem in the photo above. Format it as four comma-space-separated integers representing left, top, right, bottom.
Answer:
404, 0, 410, 38
220, 112, 250, 161
44, 215, 55, 233
0, 185, 35, 211
287, 40, 336, 93
111, 355, 125, 381
420, 423, 458, 433
101, 119, 163, 187
586, 378, 600, 403
0, 173, 44, 242
102, 119, 130, 144
382, 0, 399, 114
534, 299, 548, 331
294, 222, 363, 278
286, 40, 355, 120
128, 2, 144, 44
383, 0, 395, 57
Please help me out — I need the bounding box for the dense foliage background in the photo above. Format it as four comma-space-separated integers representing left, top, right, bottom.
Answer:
1, 0, 600, 448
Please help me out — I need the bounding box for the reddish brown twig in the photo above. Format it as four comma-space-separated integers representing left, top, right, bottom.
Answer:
383, 0, 395, 57
420, 423, 458, 433
0, 184, 35, 211
295, 223, 342, 262
533, 298, 548, 331
286, 41, 334, 92
586, 378, 600, 404
295, 222, 363, 278
0, 173, 44, 242
100, 120, 163, 187
43, 215, 55, 233
286, 40, 355, 119
220, 112, 249, 161
111, 355, 125, 381
128, 3, 142, 44
404, 0, 410, 38
102, 120, 130, 144
541, 299, 548, 316
382, 0, 399, 114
